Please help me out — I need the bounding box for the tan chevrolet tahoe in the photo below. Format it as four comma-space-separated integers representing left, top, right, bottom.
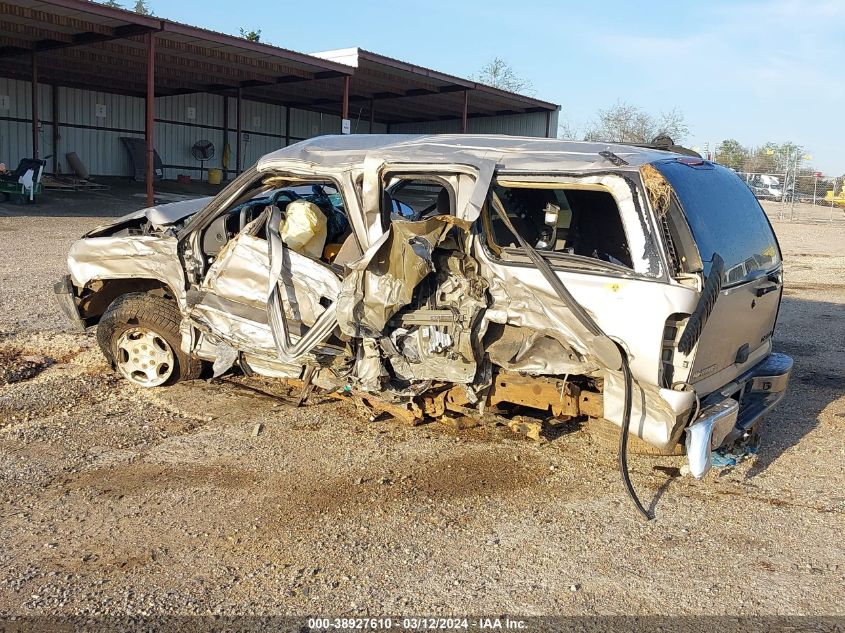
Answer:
54, 135, 792, 515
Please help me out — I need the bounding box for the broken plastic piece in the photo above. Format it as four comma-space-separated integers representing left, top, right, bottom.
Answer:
684, 398, 739, 478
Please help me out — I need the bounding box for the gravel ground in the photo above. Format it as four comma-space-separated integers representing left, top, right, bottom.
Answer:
0, 192, 843, 617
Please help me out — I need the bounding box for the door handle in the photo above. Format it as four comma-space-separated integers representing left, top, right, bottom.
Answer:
755, 283, 780, 297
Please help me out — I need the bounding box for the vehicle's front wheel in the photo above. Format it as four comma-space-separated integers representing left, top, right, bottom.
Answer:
97, 292, 202, 387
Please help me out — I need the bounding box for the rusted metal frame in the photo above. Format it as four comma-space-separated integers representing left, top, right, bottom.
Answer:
236, 86, 242, 175
51, 84, 59, 174
461, 90, 468, 134
5, 0, 350, 76
158, 21, 351, 76
30, 50, 39, 158
0, 24, 157, 59
222, 94, 229, 179
342, 76, 351, 122
356, 49, 475, 91
283, 83, 462, 110
21, 0, 162, 30
145, 31, 155, 206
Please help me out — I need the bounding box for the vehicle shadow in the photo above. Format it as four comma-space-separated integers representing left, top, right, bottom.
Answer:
744, 293, 845, 478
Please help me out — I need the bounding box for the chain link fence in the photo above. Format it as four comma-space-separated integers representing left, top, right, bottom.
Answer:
715, 148, 844, 224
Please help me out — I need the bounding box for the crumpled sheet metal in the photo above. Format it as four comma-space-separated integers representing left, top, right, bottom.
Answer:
484, 325, 588, 376
479, 268, 600, 375
336, 215, 470, 338
257, 135, 675, 190
203, 233, 341, 326
603, 371, 696, 449
83, 196, 212, 238
191, 304, 276, 356
68, 236, 186, 304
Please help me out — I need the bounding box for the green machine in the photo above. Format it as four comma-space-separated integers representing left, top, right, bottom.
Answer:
0, 158, 46, 203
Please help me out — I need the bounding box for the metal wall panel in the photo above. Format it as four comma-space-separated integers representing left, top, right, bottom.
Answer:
58, 85, 144, 176
0, 78, 54, 167
288, 108, 342, 141
3, 76, 558, 179
156, 93, 224, 179
389, 111, 554, 137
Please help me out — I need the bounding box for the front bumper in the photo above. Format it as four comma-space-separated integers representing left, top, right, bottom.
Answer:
685, 352, 793, 478
53, 275, 86, 331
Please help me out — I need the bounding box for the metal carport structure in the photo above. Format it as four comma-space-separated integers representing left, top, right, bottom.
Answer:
0, 0, 560, 205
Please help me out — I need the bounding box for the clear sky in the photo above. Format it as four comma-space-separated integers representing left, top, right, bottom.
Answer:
154, 0, 843, 175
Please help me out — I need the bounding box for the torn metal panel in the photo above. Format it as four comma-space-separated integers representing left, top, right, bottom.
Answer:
257, 135, 671, 184
602, 371, 696, 450
203, 231, 340, 326
68, 236, 186, 304
85, 196, 212, 237
484, 324, 587, 376
335, 215, 470, 338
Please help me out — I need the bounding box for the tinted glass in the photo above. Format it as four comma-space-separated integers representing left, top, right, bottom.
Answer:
654, 159, 781, 285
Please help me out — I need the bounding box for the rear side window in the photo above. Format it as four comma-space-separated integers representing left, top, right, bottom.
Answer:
654, 160, 781, 285
488, 184, 633, 269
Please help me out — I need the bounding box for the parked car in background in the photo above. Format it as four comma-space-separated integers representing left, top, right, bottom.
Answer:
54, 135, 792, 510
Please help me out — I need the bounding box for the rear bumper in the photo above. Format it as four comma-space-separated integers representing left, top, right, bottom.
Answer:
53, 275, 86, 331
720, 351, 793, 443
685, 352, 793, 478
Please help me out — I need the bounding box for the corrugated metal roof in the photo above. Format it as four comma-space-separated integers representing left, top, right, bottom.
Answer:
0, 1, 559, 125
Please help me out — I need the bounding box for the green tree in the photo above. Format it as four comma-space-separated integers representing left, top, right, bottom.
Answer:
239, 27, 262, 42
472, 57, 534, 95
133, 0, 152, 15
103, 0, 123, 7
714, 139, 746, 171
582, 101, 689, 144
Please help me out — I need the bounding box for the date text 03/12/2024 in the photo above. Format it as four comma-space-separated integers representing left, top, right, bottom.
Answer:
307, 617, 528, 630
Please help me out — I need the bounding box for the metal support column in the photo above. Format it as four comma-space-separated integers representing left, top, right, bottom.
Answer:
236, 86, 242, 174
145, 32, 156, 206
51, 84, 59, 174
545, 111, 552, 138
461, 90, 468, 134
341, 76, 351, 131
31, 51, 39, 159
222, 94, 229, 178
369, 98, 374, 134
284, 106, 291, 146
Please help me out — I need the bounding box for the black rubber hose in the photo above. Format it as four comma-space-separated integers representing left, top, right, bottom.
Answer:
619, 348, 653, 521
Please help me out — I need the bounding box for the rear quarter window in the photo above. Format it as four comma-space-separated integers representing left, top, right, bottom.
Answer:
654, 159, 781, 285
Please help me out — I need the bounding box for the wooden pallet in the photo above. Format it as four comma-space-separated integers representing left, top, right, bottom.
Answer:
43, 176, 110, 192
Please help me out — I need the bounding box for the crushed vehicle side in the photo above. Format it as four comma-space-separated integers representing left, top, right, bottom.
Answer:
55, 135, 792, 484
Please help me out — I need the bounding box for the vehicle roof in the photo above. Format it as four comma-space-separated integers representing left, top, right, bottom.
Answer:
257, 134, 682, 173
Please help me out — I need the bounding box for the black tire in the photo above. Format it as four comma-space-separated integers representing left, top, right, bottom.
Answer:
97, 292, 202, 387
586, 417, 685, 456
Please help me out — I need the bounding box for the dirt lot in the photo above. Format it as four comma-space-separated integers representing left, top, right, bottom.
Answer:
0, 190, 843, 617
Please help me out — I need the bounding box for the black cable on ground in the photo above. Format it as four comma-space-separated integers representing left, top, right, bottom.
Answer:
619, 349, 653, 521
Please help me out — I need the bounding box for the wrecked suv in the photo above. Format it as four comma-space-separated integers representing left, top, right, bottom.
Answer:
55, 135, 792, 499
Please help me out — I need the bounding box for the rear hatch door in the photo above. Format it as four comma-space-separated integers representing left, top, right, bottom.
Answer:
654, 159, 783, 394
